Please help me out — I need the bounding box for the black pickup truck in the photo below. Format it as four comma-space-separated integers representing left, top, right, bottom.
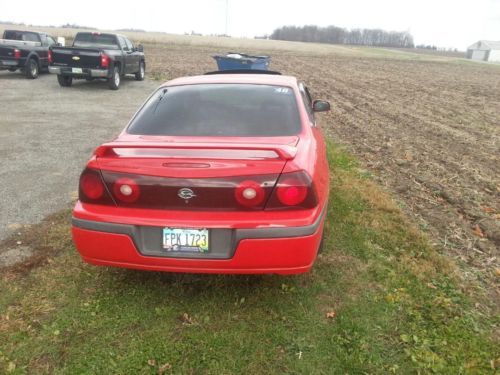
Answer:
0, 30, 58, 78
49, 32, 145, 90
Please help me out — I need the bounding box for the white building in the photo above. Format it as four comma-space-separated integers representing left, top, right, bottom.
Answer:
467, 41, 500, 62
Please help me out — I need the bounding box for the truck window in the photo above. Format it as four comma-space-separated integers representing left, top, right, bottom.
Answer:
125, 38, 134, 51
40, 34, 47, 46
117, 36, 128, 50
3, 30, 40, 43
73, 33, 119, 49
46, 36, 56, 46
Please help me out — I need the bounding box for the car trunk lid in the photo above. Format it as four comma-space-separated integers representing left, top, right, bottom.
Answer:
93, 138, 298, 211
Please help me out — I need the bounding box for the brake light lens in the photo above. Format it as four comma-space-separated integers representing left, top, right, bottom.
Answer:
100, 53, 109, 68
48, 50, 53, 64
266, 171, 318, 209
14, 49, 21, 59
113, 178, 140, 203
277, 184, 308, 206
81, 173, 103, 199
78, 168, 115, 206
235, 180, 265, 207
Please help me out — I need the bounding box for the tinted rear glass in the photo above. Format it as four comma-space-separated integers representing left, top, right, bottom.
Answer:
73, 33, 119, 48
127, 84, 301, 137
3, 31, 40, 42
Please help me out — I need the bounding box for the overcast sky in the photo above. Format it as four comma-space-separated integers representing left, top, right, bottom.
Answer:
2, 0, 499, 49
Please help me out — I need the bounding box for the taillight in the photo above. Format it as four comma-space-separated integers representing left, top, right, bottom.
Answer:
235, 180, 265, 207
14, 49, 21, 59
78, 168, 114, 205
113, 178, 140, 203
100, 53, 109, 68
266, 171, 318, 209
100, 170, 278, 210
277, 183, 308, 206
48, 50, 53, 64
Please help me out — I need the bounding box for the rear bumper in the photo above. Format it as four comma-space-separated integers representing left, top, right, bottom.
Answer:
49, 66, 109, 78
72, 206, 326, 274
0, 59, 23, 68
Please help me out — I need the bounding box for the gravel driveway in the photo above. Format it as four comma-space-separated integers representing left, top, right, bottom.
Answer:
0, 71, 158, 241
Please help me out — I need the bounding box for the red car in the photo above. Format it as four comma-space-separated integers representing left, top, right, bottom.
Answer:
72, 71, 330, 274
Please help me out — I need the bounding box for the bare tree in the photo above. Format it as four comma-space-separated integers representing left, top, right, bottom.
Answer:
270, 25, 414, 48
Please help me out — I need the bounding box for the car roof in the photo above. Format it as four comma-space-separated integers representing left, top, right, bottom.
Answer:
161, 73, 299, 88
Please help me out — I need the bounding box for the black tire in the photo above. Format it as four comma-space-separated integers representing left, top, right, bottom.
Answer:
135, 61, 145, 81
108, 66, 120, 90
7, 67, 17, 72
85, 77, 94, 82
25, 58, 39, 79
57, 74, 73, 87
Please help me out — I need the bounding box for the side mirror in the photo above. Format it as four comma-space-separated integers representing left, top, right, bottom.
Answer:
313, 100, 331, 112
136, 44, 144, 52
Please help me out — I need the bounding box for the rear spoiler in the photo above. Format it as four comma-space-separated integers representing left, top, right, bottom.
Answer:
94, 142, 297, 160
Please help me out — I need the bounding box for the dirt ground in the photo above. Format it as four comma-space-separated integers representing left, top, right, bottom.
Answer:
144, 43, 500, 288
0, 72, 157, 244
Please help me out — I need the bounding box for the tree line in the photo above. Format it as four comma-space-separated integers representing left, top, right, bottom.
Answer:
270, 25, 414, 48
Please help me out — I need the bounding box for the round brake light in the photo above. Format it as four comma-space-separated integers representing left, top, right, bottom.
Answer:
235, 180, 265, 207
276, 179, 308, 206
80, 173, 104, 200
113, 178, 140, 203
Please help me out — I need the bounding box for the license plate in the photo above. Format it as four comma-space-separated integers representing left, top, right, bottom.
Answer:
1, 60, 17, 66
163, 228, 209, 253
72, 67, 83, 74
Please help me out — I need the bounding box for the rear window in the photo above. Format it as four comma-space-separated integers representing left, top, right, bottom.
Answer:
127, 84, 302, 137
73, 33, 119, 49
3, 31, 40, 42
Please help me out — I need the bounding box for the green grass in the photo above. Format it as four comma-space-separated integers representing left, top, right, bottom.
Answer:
0, 143, 498, 374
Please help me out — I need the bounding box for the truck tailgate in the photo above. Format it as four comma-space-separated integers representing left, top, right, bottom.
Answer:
51, 47, 102, 69
0, 45, 15, 59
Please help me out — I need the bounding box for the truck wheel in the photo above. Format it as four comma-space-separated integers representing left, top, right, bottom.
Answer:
25, 58, 39, 79
135, 61, 145, 81
57, 75, 73, 87
8, 67, 17, 72
108, 66, 120, 90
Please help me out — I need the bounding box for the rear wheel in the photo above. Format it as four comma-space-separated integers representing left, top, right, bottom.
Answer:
135, 61, 145, 81
108, 66, 120, 90
25, 58, 39, 79
57, 74, 73, 87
